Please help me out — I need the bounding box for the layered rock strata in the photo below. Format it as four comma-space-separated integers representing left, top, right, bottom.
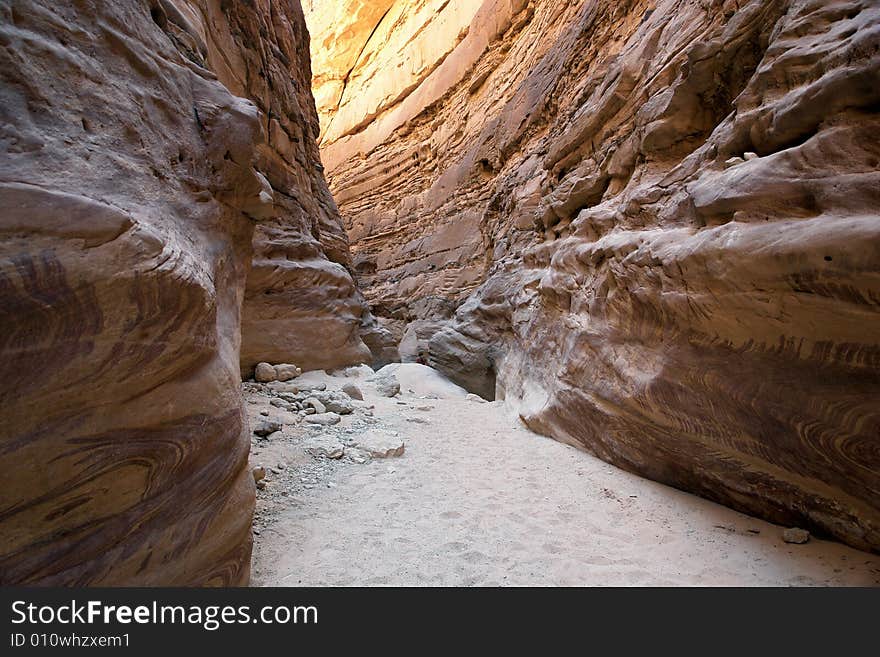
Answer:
0, 0, 356, 584
165, 0, 371, 375
310, 0, 880, 550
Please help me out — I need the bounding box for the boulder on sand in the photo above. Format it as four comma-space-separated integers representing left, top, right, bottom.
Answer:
255, 362, 277, 383
274, 363, 302, 381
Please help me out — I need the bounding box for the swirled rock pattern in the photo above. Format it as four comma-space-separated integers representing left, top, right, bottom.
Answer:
311, 0, 880, 550
165, 0, 371, 375
0, 0, 359, 584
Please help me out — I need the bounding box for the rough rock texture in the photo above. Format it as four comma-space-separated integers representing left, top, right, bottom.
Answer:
310, 0, 880, 551
0, 0, 344, 584
168, 0, 371, 375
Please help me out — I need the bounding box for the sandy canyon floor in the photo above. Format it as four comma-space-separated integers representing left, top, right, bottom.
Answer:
246, 366, 880, 587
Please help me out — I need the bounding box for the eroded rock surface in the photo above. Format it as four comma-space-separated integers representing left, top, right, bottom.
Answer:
309, 0, 880, 550
0, 0, 351, 584
168, 0, 371, 375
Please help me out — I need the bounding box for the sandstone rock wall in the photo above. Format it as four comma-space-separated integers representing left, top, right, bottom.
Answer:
312, 0, 880, 550
0, 0, 348, 584
163, 0, 371, 375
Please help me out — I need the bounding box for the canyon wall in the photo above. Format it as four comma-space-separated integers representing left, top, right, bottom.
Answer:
168, 0, 372, 375
0, 0, 352, 584
311, 0, 880, 551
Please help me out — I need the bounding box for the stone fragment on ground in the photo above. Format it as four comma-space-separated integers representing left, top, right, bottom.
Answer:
255, 362, 277, 382
274, 363, 302, 381
346, 448, 371, 464
783, 528, 810, 544
253, 420, 282, 437
301, 435, 345, 459
352, 430, 405, 458
322, 392, 355, 414
306, 412, 342, 426
466, 393, 488, 403
370, 374, 401, 397
342, 383, 364, 400
304, 397, 326, 414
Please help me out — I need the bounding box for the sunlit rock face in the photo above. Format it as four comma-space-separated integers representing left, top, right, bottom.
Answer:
308, 0, 880, 551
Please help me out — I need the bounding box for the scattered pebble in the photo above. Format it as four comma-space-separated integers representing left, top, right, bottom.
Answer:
342, 383, 364, 400
783, 528, 810, 544
253, 420, 282, 437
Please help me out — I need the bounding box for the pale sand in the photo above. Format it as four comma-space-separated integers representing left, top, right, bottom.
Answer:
250, 367, 880, 586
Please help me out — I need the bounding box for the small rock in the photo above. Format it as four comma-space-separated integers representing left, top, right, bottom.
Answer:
305, 412, 342, 426
254, 362, 277, 383
274, 363, 302, 381
269, 411, 297, 427
724, 156, 744, 169
341, 383, 364, 401
256, 480, 266, 490
782, 527, 810, 544
304, 397, 326, 414
253, 420, 282, 437
252, 466, 266, 483
259, 410, 269, 417
302, 408, 316, 415
315, 390, 355, 415
416, 405, 434, 411
466, 393, 488, 403
276, 462, 285, 470
406, 416, 429, 424
372, 374, 400, 397
744, 151, 759, 161
353, 431, 405, 458
301, 435, 345, 459
347, 448, 370, 464
270, 467, 281, 475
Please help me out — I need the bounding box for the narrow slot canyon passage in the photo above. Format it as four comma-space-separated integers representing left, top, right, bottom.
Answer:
1, 0, 878, 588
248, 368, 880, 586
244, 0, 880, 586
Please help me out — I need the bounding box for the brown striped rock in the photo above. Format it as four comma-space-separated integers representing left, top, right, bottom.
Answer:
310, 0, 880, 550
0, 0, 344, 585
159, 0, 372, 375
